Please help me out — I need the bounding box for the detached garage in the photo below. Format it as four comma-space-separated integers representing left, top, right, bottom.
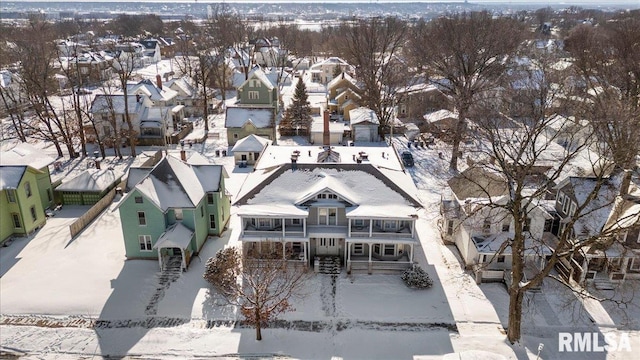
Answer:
349, 107, 380, 143
56, 168, 123, 205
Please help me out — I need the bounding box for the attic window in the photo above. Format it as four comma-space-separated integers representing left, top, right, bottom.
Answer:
135, 196, 143, 203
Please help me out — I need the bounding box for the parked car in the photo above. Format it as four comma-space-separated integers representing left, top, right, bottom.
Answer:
401, 151, 414, 167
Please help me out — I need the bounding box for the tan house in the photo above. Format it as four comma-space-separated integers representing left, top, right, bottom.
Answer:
231, 134, 271, 165
225, 107, 275, 146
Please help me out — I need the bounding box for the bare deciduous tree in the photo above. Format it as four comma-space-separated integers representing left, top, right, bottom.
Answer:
411, 11, 524, 171
337, 16, 410, 139
204, 247, 309, 341
457, 50, 640, 344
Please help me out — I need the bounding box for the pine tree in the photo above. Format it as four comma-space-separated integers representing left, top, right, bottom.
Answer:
279, 77, 312, 136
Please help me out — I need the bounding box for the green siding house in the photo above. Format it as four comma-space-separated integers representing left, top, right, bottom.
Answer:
117, 155, 230, 271
0, 143, 55, 212
237, 68, 278, 110
0, 166, 47, 243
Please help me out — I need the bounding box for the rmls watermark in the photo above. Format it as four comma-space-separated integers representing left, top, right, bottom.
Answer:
559, 332, 632, 352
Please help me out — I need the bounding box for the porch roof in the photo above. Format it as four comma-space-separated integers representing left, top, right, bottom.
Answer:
237, 204, 308, 217
153, 222, 193, 250
473, 232, 552, 256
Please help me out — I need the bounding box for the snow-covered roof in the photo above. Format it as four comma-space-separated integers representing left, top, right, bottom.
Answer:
238, 68, 275, 90
0, 166, 28, 190
311, 57, 351, 70
231, 134, 272, 153
472, 232, 552, 256
310, 118, 348, 134
56, 169, 123, 192
237, 166, 419, 218
349, 107, 379, 126
448, 167, 508, 201
90, 94, 145, 115
424, 109, 457, 124
225, 106, 273, 129
164, 77, 195, 98
153, 222, 193, 250
557, 176, 619, 239
0, 143, 56, 169
327, 72, 358, 90
125, 156, 225, 212
128, 79, 177, 102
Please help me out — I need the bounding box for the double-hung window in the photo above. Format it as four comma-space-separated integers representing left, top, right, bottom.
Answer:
139, 235, 152, 251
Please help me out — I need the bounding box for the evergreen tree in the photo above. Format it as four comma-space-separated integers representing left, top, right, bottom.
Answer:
279, 77, 312, 136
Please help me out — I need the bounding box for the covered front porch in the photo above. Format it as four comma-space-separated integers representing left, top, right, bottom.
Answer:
153, 223, 194, 272
242, 239, 310, 266
345, 239, 416, 274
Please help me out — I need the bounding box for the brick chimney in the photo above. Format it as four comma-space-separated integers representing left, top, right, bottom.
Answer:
94, 159, 101, 170
156, 74, 162, 90
180, 150, 186, 162
323, 109, 330, 146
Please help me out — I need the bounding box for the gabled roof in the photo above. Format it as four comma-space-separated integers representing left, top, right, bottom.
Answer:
311, 57, 351, 70
225, 106, 273, 129
153, 222, 193, 250
128, 79, 177, 102
0, 143, 56, 169
335, 88, 361, 101
294, 172, 357, 206
124, 156, 224, 211
164, 77, 196, 98
231, 134, 272, 153
327, 72, 359, 91
90, 94, 144, 115
56, 169, 122, 192
349, 107, 380, 126
238, 68, 275, 90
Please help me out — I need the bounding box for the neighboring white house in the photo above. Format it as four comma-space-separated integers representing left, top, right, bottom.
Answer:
441, 166, 552, 283
309, 57, 354, 84
231, 134, 271, 165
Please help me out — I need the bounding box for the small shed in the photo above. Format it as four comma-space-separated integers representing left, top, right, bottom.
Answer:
56, 168, 123, 205
231, 134, 272, 165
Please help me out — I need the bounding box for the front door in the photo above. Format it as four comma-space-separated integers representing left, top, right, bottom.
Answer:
316, 237, 340, 255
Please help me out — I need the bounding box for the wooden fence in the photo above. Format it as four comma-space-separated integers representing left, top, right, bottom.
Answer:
69, 185, 118, 239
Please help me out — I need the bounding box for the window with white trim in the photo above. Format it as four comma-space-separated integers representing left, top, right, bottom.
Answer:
384, 221, 397, 230
6, 189, 16, 203
562, 195, 570, 214
138, 211, 146, 226
497, 255, 505, 263
248, 91, 259, 100
630, 258, 640, 271
30, 206, 37, 222
292, 218, 301, 225
139, 235, 152, 251
210, 214, 216, 229
569, 202, 577, 217
25, 182, 32, 198
135, 196, 143, 203
447, 220, 454, 235
11, 213, 21, 228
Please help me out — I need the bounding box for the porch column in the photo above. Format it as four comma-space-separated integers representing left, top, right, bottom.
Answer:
157, 248, 163, 271
348, 219, 351, 237
369, 219, 373, 237
410, 243, 414, 263
303, 241, 308, 262
181, 248, 186, 271
368, 243, 373, 275
303, 218, 306, 237
282, 217, 286, 238
240, 217, 245, 236
344, 241, 348, 265
411, 220, 415, 238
